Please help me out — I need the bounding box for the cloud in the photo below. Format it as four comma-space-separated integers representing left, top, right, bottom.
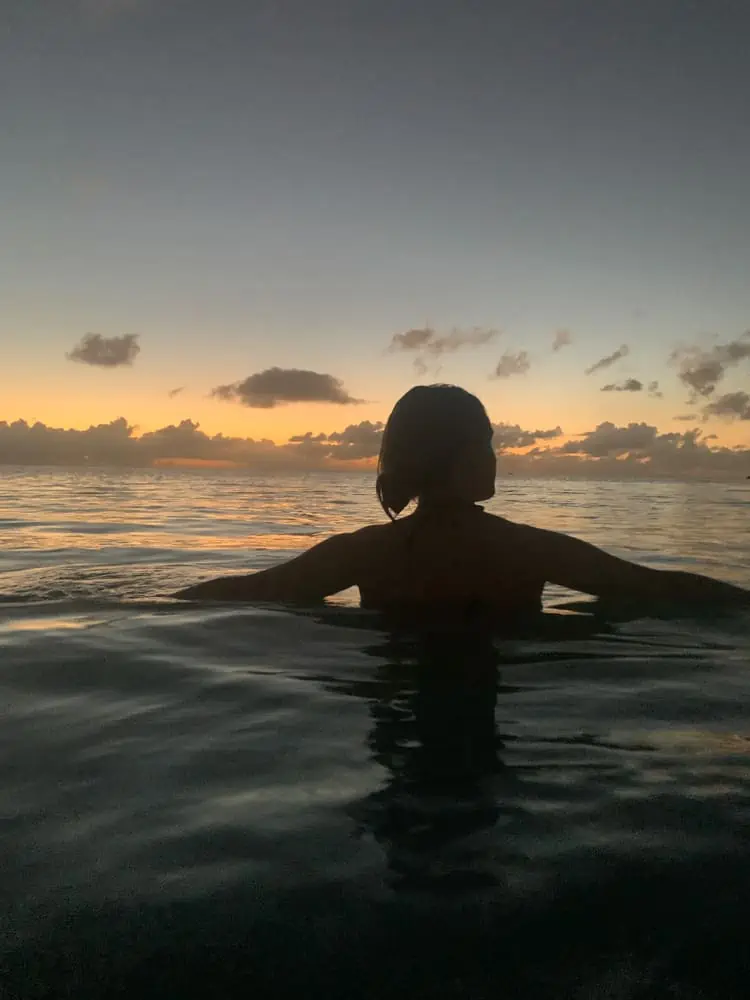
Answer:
424, 327, 499, 354
670, 331, 750, 398
210, 367, 362, 408
601, 378, 643, 393
388, 327, 434, 352
289, 421, 386, 460
492, 423, 563, 450
0, 417, 139, 466
584, 344, 629, 376
600, 378, 662, 397
551, 329, 573, 352
536, 420, 750, 478
388, 325, 499, 374
673, 414, 697, 421
168, 386, 185, 398
560, 421, 657, 457
702, 391, 750, 421
288, 432, 328, 445
66, 333, 140, 368
325, 421, 385, 458
491, 350, 531, 379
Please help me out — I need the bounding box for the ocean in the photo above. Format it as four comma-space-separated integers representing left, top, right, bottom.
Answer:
1, 468, 749, 999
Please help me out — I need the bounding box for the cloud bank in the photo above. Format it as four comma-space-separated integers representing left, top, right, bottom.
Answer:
585, 344, 629, 376
66, 333, 141, 367
211, 367, 362, 408
2, 416, 747, 480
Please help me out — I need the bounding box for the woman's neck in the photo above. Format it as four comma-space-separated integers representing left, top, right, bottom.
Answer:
415, 496, 483, 515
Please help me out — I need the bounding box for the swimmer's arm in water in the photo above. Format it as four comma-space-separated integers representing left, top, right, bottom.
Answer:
532, 527, 750, 606
173, 533, 357, 603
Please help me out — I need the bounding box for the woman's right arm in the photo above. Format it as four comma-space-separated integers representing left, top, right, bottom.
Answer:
526, 527, 750, 606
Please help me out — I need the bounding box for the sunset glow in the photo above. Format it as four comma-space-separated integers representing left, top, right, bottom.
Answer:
2, 2, 748, 476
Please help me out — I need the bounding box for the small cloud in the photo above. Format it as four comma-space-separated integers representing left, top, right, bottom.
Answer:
551, 329, 573, 352
601, 378, 643, 393
425, 326, 499, 355
66, 333, 140, 368
702, 391, 750, 421
491, 350, 531, 379
388, 327, 435, 352
388, 325, 500, 374
168, 386, 185, 398
288, 432, 328, 444
210, 367, 362, 408
670, 331, 750, 398
673, 414, 697, 421
584, 344, 629, 376
647, 380, 663, 399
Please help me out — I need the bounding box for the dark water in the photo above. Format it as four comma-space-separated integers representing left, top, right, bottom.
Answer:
1, 470, 749, 998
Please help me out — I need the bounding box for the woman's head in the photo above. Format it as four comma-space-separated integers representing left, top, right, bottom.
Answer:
376, 384, 496, 519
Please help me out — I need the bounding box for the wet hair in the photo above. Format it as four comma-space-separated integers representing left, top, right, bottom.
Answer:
376, 384, 494, 519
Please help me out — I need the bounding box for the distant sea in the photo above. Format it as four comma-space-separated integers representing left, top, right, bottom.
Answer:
1, 468, 749, 999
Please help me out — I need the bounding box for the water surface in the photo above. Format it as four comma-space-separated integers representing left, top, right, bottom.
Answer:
1, 470, 749, 998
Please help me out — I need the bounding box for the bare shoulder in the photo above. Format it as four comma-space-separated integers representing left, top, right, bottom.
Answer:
480, 511, 544, 543
348, 521, 396, 548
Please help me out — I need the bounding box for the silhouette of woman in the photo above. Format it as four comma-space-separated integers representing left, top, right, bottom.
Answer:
176, 385, 749, 613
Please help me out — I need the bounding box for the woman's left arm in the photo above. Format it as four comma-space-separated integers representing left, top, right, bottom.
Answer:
174, 533, 358, 603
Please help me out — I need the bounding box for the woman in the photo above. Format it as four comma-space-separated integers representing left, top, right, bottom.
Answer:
175, 385, 749, 613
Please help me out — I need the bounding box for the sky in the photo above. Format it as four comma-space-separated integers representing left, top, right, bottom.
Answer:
2, 0, 750, 475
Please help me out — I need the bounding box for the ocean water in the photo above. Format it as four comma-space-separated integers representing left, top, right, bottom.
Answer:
1, 468, 749, 999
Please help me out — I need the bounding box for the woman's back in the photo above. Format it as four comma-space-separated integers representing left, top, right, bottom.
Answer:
354, 506, 544, 614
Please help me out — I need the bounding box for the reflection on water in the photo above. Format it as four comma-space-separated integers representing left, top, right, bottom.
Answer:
340, 629, 509, 892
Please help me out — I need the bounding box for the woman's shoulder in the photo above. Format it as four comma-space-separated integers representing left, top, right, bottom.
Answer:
479, 512, 560, 551
480, 510, 536, 535
347, 519, 402, 546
